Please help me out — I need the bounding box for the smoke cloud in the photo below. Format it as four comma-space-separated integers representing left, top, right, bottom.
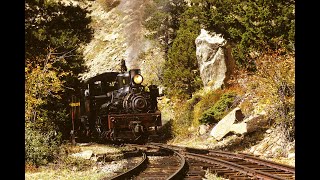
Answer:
118, 0, 150, 70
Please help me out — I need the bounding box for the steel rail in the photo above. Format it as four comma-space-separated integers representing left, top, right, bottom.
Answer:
185, 152, 288, 180
107, 151, 148, 180
209, 150, 295, 173
147, 143, 188, 179
166, 151, 188, 180
155, 143, 295, 174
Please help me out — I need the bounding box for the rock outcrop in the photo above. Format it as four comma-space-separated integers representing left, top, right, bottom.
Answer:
198, 124, 211, 135
248, 127, 295, 160
210, 107, 268, 141
195, 29, 233, 91
210, 107, 245, 140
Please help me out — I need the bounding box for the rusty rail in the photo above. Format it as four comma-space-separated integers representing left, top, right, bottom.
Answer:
108, 151, 148, 180
165, 150, 188, 180
209, 150, 295, 173
107, 144, 188, 180
150, 143, 295, 180
185, 152, 288, 180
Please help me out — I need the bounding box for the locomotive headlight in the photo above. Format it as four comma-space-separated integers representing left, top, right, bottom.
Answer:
133, 74, 143, 84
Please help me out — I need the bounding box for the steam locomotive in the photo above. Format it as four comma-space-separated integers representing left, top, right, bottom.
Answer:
70, 68, 162, 143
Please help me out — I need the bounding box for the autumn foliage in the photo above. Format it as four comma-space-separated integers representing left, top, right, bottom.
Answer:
25, 50, 64, 122
25, 0, 93, 166
250, 49, 295, 140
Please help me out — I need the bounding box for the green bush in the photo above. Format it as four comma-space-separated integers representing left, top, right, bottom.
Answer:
192, 90, 222, 126
172, 94, 202, 137
199, 92, 236, 124
25, 123, 61, 166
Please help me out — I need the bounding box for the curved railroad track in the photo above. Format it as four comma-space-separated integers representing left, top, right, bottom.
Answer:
151, 143, 295, 180
106, 144, 187, 180
102, 143, 294, 180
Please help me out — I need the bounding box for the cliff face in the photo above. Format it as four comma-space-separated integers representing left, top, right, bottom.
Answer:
60, 0, 164, 84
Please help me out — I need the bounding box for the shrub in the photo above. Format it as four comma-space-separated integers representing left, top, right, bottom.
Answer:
199, 92, 236, 124
192, 90, 223, 126
25, 123, 61, 166
250, 49, 295, 141
56, 156, 95, 171
171, 88, 240, 136
171, 94, 202, 137
157, 119, 174, 142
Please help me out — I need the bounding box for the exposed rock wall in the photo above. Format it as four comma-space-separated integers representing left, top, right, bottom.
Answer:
60, 0, 163, 82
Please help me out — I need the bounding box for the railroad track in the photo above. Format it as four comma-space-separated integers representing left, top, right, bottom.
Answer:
151, 143, 295, 180
103, 143, 294, 180
101, 149, 147, 180
107, 144, 187, 180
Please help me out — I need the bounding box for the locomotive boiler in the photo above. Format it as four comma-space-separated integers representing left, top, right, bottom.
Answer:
70, 68, 162, 143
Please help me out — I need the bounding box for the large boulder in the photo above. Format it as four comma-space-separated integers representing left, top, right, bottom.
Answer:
244, 112, 268, 133
230, 112, 268, 134
210, 108, 267, 141
210, 107, 244, 140
195, 29, 234, 91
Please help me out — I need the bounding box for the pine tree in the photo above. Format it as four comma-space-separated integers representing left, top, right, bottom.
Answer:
193, 0, 295, 70
25, 0, 93, 138
163, 7, 203, 99
143, 0, 187, 55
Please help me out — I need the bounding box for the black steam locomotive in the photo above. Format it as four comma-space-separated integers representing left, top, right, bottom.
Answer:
70, 68, 162, 143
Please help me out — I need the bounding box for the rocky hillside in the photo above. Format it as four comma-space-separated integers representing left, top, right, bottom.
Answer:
60, 0, 164, 85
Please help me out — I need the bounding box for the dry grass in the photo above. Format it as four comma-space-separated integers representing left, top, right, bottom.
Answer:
268, 157, 295, 167
77, 143, 121, 154
25, 167, 110, 180
25, 143, 125, 180
204, 169, 229, 180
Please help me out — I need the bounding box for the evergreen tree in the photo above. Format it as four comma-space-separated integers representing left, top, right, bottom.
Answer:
192, 0, 295, 70
25, 0, 93, 138
143, 0, 187, 55
163, 7, 203, 99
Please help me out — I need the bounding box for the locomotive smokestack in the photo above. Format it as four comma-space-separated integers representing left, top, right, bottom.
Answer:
121, 59, 127, 72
